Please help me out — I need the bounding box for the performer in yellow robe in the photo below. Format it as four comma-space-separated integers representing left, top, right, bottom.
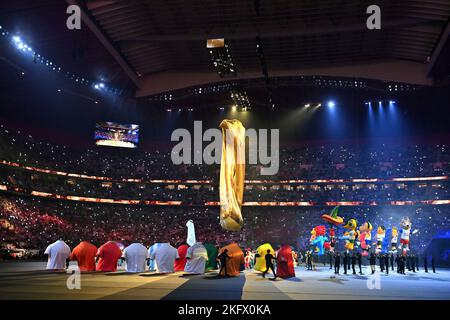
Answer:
219, 119, 246, 231
254, 243, 275, 272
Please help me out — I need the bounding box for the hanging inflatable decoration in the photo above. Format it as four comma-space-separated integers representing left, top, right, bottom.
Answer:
219, 119, 246, 231
310, 225, 328, 256
389, 227, 399, 253
321, 206, 344, 226
375, 226, 386, 254
359, 221, 373, 256
341, 218, 359, 252
398, 217, 412, 254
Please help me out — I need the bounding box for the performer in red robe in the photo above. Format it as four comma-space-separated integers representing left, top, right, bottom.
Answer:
174, 243, 189, 272
276, 244, 296, 278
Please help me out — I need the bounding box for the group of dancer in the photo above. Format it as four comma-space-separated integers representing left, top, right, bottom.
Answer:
42, 207, 435, 280
302, 206, 439, 275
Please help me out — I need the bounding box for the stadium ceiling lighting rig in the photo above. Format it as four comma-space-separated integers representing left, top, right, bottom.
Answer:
230, 88, 252, 111
365, 99, 396, 106
304, 102, 322, 108
0, 23, 123, 96
207, 38, 237, 77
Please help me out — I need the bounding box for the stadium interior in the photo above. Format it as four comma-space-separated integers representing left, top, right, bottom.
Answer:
0, 0, 449, 302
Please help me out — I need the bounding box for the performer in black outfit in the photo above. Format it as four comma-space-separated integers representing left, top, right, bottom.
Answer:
431, 256, 436, 273
423, 256, 428, 273
334, 252, 340, 274
406, 254, 411, 271
351, 253, 356, 275
369, 253, 376, 274
379, 254, 384, 272
415, 254, 419, 271
390, 253, 394, 271
411, 254, 416, 273
343, 252, 349, 275
262, 249, 277, 280
328, 252, 333, 270
357, 252, 363, 275
218, 249, 231, 276
384, 254, 389, 274
399, 255, 406, 274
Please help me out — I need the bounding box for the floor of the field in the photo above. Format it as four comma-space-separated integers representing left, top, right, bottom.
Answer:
0, 261, 449, 300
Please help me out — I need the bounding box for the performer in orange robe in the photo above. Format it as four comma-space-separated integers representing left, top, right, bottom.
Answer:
70, 240, 98, 272
218, 243, 244, 276
174, 243, 189, 272
276, 244, 296, 278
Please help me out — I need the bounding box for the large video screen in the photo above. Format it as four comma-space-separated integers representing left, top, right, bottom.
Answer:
94, 122, 139, 149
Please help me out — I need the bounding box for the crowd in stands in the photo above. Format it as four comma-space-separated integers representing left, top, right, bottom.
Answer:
1, 125, 449, 181
1, 195, 448, 257
0, 125, 449, 261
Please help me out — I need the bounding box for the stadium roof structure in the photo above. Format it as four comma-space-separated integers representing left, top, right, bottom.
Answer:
0, 0, 449, 99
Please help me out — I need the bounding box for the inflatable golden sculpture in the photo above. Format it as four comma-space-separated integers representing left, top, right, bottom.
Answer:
219, 119, 245, 231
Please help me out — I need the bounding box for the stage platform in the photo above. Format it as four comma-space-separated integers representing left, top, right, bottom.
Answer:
0, 262, 449, 300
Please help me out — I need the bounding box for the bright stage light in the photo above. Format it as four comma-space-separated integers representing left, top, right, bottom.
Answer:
94, 82, 105, 90
327, 101, 335, 108
304, 103, 311, 108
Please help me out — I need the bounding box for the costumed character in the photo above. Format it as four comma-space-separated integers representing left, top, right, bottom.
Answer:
254, 243, 275, 272
381, 229, 390, 254
219, 119, 245, 231
276, 244, 296, 278
184, 242, 208, 274
186, 220, 196, 246
398, 217, 412, 254
44, 239, 71, 270
292, 250, 298, 267
147, 243, 161, 271
321, 206, 344, 252
244, 248, 252, 269
341, 218, 359, 252
96, 241, 122, 272
70, 240, 97, 272
149, 242, 179, 273
358, 222, 373, 256
390, 227, 398, 254
375, 226, 386, 254
174, 242, 189, 272
122, 243, 148, 273
204, 243, 218, 270
218, 243, 244, 276
310, 225, 328, 256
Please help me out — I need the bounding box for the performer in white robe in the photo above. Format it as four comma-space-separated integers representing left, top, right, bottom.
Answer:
147, 243, 160, 271
186, 220, 196, 246
44, 239, 71, 270
184, 242, 208, 274
122, 243, 149, 273
149, 243, 179, 273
